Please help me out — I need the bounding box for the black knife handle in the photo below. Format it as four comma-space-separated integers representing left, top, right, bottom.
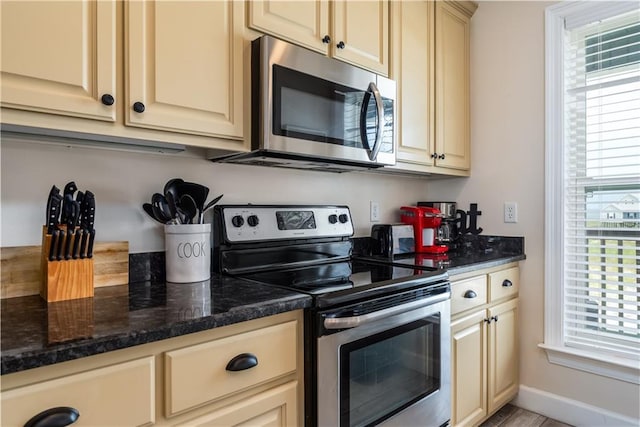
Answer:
56, 230, 66, 261
79, 229, 89, 259
48, 230, 59, 262
63, 229, 75, 260
87, 229, 96, 259
72, 230, 83, 260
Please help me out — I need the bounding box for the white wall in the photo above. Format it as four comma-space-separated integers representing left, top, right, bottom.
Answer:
0, 138, 430, 252
426, 0, 639, 420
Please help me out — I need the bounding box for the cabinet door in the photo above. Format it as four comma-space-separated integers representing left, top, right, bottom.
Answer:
392, 0, 435, 165
1, 357, 155, 427
126, 0, 243, 139
175, 381, 298, 427
487, 298, 519, 413
451, 310, 487, 427
0, 0, 116, 121
435, 1, 471, 170
248, 0, 329, 54
332, 0, 389, 75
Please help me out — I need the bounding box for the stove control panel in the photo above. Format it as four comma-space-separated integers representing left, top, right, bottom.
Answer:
219, 205, 354, 243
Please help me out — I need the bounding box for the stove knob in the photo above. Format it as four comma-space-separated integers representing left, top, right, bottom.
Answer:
247, 215, 259, 227
338, 214, 349, 224
231, 215, 244, 227
328, 214, 338, 224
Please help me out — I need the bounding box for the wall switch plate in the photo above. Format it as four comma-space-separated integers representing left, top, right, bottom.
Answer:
504, 202, 518, 223
370, 201, 380, 222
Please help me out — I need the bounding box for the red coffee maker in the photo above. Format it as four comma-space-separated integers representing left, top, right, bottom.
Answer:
400, 206, 448, 254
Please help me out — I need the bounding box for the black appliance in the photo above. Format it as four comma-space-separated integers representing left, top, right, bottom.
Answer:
213, 205, 451, 427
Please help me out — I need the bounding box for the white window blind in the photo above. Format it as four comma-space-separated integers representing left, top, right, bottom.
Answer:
563, 8, 640, 359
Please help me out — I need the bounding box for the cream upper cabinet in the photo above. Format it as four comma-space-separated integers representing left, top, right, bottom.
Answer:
389, 0, 475, 177
0, 0, 117, 122
247, 0, 389, 76
0, 0, 247, 152
391, 0, 435, 166
331, 0, 389, 75
248, 0, 329, 54
450, 264, 520, 427
435, 1, 472, 170
126, 0, 243, 138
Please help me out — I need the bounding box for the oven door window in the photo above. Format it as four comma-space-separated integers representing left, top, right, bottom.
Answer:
272, 65, 393, 154
339, 315, 441, 427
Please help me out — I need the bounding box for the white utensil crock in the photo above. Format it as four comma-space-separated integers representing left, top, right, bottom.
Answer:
164, 223, 211, 283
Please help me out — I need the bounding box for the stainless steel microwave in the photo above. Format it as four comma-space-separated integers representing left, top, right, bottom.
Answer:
210, 36, 396, 172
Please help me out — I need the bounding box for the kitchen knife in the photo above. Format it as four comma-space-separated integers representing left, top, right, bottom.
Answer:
79, 191, 95, 259
71, 191, 85, 259
45, 185, 61, 233
62, 194, 80, 260
60, 181, 77, 223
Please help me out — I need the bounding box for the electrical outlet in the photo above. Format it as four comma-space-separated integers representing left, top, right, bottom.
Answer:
370, 201, 380, 222
504, 202, 518, 223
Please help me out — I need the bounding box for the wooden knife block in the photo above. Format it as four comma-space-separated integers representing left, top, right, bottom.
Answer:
40, 226, 94, 302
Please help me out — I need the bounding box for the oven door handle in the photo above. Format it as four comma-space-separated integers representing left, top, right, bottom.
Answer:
323, 292, 450, 330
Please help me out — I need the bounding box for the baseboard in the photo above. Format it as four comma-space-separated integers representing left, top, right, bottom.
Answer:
513, 385, 639, 426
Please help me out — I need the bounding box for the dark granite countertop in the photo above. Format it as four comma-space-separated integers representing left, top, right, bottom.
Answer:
1, 274, 312, 375
1, 235, 524, 376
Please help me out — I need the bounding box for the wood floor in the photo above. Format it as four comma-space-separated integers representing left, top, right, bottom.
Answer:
480, 404, 573, 427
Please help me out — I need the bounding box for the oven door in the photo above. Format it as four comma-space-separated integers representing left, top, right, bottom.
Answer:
316, 296, 451, 427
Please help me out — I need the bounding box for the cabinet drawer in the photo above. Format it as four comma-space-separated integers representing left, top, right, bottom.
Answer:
489, 267, 519, 302
165, 320, 298, 416
451, 275, 488, 315
1, 357, 155, 427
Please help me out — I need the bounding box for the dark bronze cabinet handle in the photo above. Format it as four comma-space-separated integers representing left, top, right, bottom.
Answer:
463, 290, 477, 299
225, 353, 258, 371
484, 318, 491, 323
431, 153, 438, 159
502, 279, 513, 287
100, 94, 114, 106
337, 41, 345, 49
491, 315, 499, 322
132, 102, 145, 113
322, 35, 331, 44
438, 154, 446, 160
24, 407, 79, 427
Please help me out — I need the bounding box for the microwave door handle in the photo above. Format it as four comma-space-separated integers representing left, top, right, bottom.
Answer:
358, 82, 384, 161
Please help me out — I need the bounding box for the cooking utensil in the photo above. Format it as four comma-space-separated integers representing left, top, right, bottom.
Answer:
179, 194, 198, 224
152, 193, 173, 224
143, 203, 165, 224
200, 194, 224, 222
46, 188, 63, 262
178, 182, 209, 221
79, 191, 96, 259
163, 178, 184, 203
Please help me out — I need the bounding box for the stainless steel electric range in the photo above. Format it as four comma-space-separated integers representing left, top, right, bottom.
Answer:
213, 205, 451, 427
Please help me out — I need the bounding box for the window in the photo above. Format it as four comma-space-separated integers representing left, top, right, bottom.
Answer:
544, 2, 640, 383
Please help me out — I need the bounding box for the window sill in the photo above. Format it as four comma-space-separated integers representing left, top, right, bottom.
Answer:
539, 343, 640, 384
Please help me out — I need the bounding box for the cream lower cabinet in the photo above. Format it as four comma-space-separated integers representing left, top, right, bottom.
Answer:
248, 0, 389, 76
0, 0, 246, 151
389, 0, 475, 177
450, 265, 520, 427
0, 311, 303, 427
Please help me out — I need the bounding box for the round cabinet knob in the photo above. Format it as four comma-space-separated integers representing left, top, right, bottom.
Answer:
438, 154, 446, 160
247, 215, 259, 227
322, 35, 331, 44
431, 153, 438, 159
231, 215, 244, 227
338, 214, 349, 224
328, 214, 338, 224
133, 101, 146, 113
337, 41, 345, 49
101, 94, 114, 106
